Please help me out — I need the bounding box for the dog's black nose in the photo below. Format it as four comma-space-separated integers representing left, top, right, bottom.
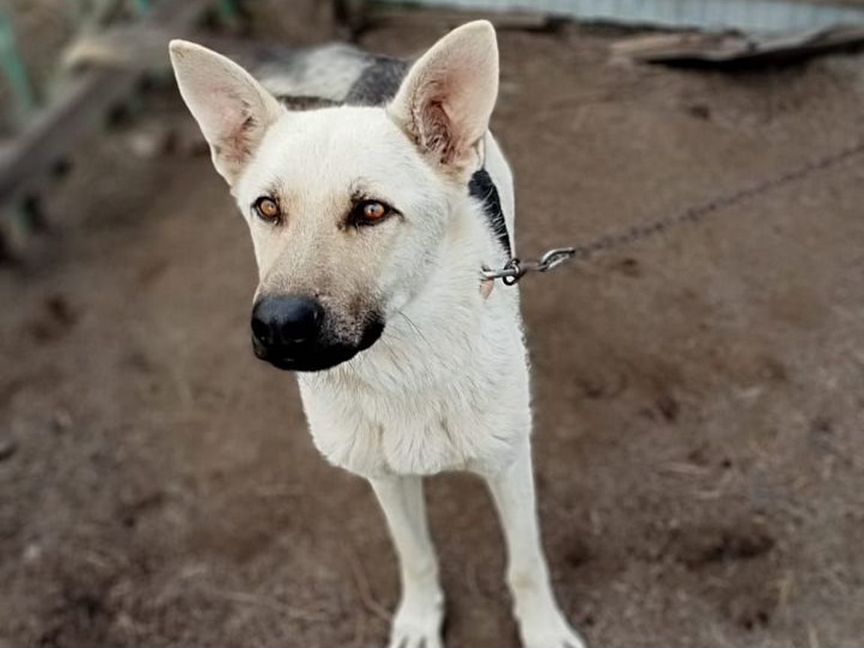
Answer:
251, 295, 324, 350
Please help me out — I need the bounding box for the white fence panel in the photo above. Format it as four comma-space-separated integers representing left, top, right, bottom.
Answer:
376, 0, 864, 32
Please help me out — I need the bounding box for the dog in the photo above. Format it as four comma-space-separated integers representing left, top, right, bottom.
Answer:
170, 21, 584, 648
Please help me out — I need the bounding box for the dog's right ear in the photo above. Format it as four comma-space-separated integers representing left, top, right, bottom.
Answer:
169, 40, 283, 185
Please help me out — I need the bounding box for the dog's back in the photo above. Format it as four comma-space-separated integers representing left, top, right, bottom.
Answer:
251, 43, 409, 107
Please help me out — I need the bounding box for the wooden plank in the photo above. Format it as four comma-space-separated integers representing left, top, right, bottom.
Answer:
612, 25, 864, 66
0, 0, 213, 207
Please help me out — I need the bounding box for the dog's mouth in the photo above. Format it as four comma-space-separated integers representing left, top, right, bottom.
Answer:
251, 319, 385, 372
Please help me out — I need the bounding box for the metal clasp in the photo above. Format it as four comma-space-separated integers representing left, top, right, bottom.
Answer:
481, 247, 582, 285
537, 247, 578, 272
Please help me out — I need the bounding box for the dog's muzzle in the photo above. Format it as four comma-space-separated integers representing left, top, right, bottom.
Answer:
250, 295, 383, 372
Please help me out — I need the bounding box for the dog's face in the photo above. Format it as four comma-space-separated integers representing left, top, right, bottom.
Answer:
170, 22, 498, 371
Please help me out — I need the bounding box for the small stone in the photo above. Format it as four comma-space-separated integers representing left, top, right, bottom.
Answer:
126, 125, 175, 159
23, 543, 42, 563
51, 409, 73, 434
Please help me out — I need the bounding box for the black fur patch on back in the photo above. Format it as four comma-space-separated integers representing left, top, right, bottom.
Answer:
277, 95, 343, 111
469, 169, 511, 258
344, 56, 409, 106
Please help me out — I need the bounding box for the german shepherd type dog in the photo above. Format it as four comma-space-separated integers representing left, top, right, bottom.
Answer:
170, 21, 584, 648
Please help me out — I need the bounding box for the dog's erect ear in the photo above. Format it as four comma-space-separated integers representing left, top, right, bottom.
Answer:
388, 20, 499, 175
169, 40, 283, 185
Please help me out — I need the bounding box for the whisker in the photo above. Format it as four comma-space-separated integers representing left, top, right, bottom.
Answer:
394, 310, 435, 355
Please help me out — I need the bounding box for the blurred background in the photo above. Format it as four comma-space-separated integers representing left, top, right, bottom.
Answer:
1, 0, 863, 646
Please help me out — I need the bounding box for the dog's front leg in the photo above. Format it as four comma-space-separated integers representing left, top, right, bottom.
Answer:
484, 442, 586, 648
370, 475, 444, 648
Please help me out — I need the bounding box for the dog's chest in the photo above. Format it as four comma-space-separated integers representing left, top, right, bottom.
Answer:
297, 377, 526, 477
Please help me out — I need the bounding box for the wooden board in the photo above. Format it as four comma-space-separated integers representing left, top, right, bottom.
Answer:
612, 25, 864, 66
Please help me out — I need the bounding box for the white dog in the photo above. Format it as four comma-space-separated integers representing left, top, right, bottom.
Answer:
170, 21, 584, 648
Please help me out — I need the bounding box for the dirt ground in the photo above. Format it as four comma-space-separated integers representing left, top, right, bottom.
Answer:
2, 13, 864, 648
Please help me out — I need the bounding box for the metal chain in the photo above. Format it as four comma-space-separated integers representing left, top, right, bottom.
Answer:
482, 138, 864, 284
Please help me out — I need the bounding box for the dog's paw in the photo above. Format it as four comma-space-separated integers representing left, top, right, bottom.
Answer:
387, 625, 443, 648
387, 598, 444, 648
519, 611, 586, 648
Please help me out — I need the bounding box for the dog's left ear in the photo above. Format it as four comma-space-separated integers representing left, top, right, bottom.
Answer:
388, 20, 499, 177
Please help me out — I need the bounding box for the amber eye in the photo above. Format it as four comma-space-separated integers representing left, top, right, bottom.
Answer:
353, 200, 391, 226
253, 197, 281, 222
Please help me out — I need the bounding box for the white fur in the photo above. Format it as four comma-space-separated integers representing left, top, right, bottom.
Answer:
170, 21, 584, 648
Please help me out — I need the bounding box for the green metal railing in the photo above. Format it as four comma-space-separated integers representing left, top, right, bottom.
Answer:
0, 7, 36, 129
0, 0, 242, 254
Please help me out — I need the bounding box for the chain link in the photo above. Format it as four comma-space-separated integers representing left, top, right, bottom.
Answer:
482, 138, 864, 284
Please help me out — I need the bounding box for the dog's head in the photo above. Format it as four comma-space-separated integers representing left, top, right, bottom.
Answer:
170, 22, 498, 372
